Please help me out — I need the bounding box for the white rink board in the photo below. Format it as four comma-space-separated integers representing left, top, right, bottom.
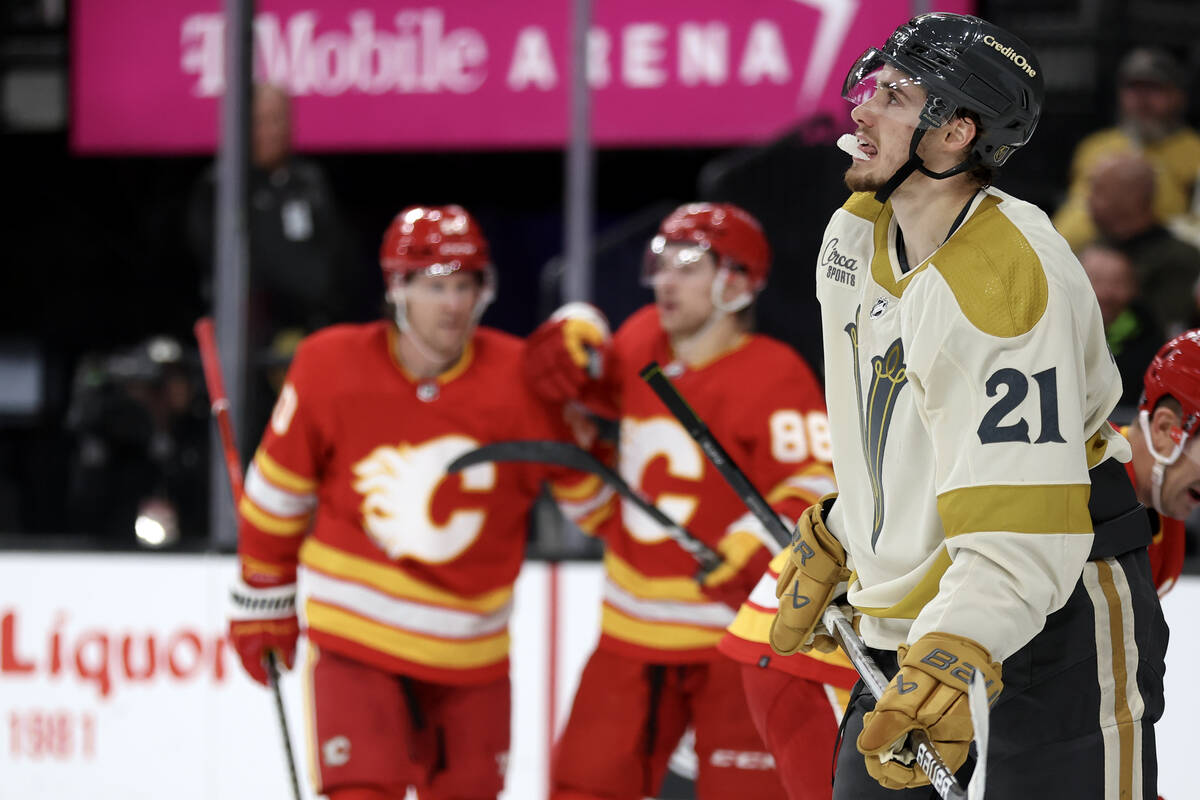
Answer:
0, 554, 1193, 799
0, 554, 601, 800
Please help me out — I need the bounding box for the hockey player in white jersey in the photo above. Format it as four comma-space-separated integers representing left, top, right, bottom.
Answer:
769, 13, 1166, 800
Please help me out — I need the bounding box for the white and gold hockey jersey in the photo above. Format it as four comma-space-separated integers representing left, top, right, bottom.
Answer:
815, 189, 1128, 661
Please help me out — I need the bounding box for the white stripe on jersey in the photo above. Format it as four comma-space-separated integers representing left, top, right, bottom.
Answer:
602, 578, 735, 628
246, 462, 317, 517
300, 567, 512, 639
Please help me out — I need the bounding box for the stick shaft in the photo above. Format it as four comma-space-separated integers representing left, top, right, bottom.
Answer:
194, 317, 245, 499
450, 441, 723, 573
639, 362, 792, 549
266, 652, 304, 800
194, 316, 302, 800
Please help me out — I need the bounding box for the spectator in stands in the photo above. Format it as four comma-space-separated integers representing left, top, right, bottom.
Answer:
187, 83, 360, 442
1087, 152, 1200, 335
1054, 47, 1200, 251
65, 337, 209, 545
1080, 243, 1162, 410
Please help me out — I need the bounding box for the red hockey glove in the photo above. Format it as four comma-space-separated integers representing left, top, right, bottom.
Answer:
524, 302, 610, 404
700, 513, 778, 609
769, 494, 848, 655
228, 575, 299, 687
857, 632, 1002, 790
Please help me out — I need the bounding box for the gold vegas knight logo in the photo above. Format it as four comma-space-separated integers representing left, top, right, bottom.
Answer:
845, 311, 908, 551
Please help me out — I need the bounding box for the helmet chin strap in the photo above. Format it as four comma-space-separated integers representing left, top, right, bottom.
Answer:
872, 127, 977, 204
387, 281, 493, 371
1137, 408, 1188, 514
388, 284, 451, 367
671, 267, 752, 364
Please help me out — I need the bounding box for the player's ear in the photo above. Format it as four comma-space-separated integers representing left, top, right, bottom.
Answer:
943, 115, 975, 155
1149, 405, 1184, 452
720, 268, 753, 303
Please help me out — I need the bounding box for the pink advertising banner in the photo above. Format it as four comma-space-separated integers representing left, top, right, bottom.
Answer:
72, 0, 972, 153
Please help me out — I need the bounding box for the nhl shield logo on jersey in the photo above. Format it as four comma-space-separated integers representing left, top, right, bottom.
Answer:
352, 435, 496, 562
820, 237, 858, 287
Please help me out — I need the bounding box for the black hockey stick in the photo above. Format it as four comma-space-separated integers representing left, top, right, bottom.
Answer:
195, 318, 303, 800
639, 361, 988, 800
446, 440, 723, 575
638, 363, 792, 550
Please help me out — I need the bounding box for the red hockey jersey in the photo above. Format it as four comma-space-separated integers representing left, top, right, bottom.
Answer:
237, 321, 594, 685
594, 305, 836, 662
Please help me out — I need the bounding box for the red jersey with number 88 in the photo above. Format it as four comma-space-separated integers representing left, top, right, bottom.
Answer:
594, 305, 837, 662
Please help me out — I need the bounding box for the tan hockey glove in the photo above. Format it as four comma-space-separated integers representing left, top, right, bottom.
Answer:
768, 494, 848, 655
857, 632, 1003, 790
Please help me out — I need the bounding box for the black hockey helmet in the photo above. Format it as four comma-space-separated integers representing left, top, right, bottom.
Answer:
843, 13, 1045, 198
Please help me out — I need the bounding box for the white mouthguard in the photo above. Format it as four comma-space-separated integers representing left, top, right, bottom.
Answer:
837, 133, 870, 161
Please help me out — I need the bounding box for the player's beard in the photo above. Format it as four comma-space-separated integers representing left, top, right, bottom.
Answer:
844, 161, 884, 193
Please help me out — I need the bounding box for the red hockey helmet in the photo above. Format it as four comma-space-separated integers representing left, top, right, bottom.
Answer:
379, 205, 491, 283
1140, 329, 1200, 436
648, 203, 772, 289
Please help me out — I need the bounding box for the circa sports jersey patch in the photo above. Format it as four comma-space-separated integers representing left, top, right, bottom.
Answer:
820, 237, 859, 287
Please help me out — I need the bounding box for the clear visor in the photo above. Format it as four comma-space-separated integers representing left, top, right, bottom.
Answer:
641, 237, 718, 287
841, 49, 956, 128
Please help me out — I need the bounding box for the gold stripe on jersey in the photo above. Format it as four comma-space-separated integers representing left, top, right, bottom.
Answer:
1085, 559, 1145, 798
255, 449, 318, 493
726, 604, 855, 671
1087, 428, 1111, 469
574, 499, 616, 535
387, 327, 476, 385
855, 546, 952, 619
305, 599, 510, 668
766, 464, 836, 507
241, 554, 293, 580
869, 204, 910, 298
601, 605, 724, 650
239, 495, 309, 536
1096, 560, 1137, 797
929, 196, 1049, 338
937, 484, 1092, 537
605, 550, 706, 602
550, 473, 605, 502
300, 538, 513, 614
842, 192, 885, 222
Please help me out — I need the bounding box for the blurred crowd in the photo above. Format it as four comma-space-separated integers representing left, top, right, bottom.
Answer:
8, 45, 1200, 551
1058, 48, 1200, 413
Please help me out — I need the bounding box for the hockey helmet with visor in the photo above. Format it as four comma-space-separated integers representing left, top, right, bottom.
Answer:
642, 203, 770, 313
841, 13, 1045, 201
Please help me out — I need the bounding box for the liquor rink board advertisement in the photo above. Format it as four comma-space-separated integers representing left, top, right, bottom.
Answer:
72, 0, 972, 152
0, 554, 1193, 798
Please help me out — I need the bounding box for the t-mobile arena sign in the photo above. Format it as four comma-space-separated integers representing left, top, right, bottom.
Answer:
72, 0, 971, 153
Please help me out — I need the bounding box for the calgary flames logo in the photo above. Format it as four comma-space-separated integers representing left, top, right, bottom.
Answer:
352, 435, 495, 562
619, 417, 704, 543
